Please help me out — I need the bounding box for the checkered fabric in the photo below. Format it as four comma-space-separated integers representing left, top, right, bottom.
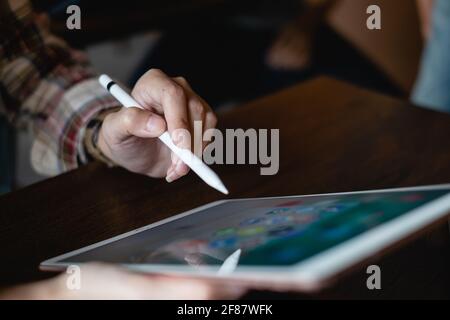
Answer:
0, 0, 120, 175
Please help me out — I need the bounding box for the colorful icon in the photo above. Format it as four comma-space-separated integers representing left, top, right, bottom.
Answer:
294, 206, 315, 214
313, 200, 338, 207
214, 227, 236, 238
238, 226, 266, 237
268, 226, 296, 237
240, 217, 265, 226
178, 239, 207, 250
209, 237, 237, 249
265, 208, 290, 215
265, 216, 291, 225
238, 236, 265, 249
323, 202, 357, 213
291, 214, 317, 224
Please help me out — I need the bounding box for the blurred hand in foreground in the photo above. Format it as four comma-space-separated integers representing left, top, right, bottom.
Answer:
0, 263, 245, 300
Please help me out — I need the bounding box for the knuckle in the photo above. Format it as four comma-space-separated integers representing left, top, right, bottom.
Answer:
190, 100, 205, 116
164, 82, 185, 100
174, 76, 188, 85
178, 118, 190, 129
148, 68, 162, 76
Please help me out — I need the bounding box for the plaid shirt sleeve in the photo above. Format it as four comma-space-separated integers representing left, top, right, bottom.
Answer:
0, 0, 120, 176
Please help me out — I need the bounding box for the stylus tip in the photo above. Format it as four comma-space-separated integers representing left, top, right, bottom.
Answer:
210, 178, 229, 195
216, 183, 229, 195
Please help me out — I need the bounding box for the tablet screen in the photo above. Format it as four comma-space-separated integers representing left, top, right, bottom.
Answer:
61, 189, 449, 267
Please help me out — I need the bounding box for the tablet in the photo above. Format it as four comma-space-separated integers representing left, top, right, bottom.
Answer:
41, 184, 450, 291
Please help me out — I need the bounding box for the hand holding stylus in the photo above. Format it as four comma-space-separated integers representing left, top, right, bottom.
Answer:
96, 69, 227, 193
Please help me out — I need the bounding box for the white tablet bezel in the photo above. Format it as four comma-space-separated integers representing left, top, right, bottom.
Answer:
40, 184, 450, 291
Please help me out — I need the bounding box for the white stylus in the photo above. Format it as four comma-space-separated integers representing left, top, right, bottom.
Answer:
99, 74, 228, 195
217, 249, 241, 275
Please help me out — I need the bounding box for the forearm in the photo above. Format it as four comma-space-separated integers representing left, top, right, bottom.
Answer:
0, 0, 120, 175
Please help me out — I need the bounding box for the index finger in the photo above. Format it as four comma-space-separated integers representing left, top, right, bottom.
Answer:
159, 79, 191, 148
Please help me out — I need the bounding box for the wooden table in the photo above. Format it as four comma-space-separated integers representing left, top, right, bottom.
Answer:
1, 77, 450, 299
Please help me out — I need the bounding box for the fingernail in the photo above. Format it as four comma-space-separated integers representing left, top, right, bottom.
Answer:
172, 130, 183, 144
172, 129, 190, 148
166, 171, 177, 183
146, 117, 160, 133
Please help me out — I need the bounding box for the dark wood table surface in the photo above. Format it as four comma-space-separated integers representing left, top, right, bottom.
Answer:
1, 77, 450, 299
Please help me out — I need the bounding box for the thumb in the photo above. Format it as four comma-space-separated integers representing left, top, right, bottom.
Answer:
104, 107, 166, 142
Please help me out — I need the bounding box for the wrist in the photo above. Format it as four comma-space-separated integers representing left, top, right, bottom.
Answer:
83, 107, 119, 167
97, 125, 114, 163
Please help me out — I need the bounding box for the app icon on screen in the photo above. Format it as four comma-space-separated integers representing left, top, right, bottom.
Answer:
238, 236, 266, 249
265, 216, 291, 225
265, 208, 290, 215
268, 226, 296, 237
294, 206, 315, 213
324, 202, 357, 213
240, 217, 265, 226
209, 237, 237, 249
238, 226, 266, 237
291, 214, 317, 224
214, 227, 236, 238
